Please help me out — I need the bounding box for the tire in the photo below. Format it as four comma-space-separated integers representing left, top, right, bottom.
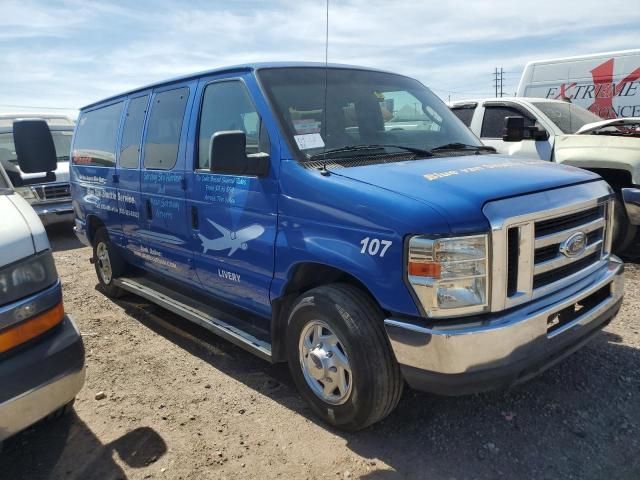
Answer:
93, 227, 127, 298
612, 194, 638, 255
286, 283, 403, 431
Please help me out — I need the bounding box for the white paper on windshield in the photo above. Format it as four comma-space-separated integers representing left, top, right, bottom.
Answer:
294, 133, 325, 150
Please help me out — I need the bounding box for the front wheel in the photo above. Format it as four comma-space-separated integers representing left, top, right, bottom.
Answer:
612, 195, 638, 255
93, 228, 126, 298
286, 284, 403, 431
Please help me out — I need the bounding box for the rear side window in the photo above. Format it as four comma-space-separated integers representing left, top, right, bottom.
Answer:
73, 102, 124, 167
480, 105, 535, 138
451, 107, 475, 127
197, 81, 269, 170
144, 87, 189, 170
120, 95, 149, 169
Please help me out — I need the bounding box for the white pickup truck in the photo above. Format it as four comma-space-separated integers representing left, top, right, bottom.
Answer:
450, 97, 640, 255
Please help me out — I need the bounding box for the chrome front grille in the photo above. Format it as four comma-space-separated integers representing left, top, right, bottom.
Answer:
531, 204, 606, 289
34, 183, 71, 201
483, 181, 614, 312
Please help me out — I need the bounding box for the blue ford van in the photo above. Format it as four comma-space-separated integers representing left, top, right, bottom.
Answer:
69, 63, 623, 430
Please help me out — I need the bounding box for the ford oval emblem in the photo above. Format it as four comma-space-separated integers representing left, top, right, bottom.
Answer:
559, 231, 587, 258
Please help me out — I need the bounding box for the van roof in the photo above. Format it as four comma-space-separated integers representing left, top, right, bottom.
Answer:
81, 62, 395, 111
521, 49, 640, 70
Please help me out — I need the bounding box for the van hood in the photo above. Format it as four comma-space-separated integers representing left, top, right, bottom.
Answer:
329, 154, 600, 233
0, 193, 49, 266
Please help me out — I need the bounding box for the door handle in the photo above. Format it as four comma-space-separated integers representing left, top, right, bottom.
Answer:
145, 199, 153, 220
191, 206, 199, 229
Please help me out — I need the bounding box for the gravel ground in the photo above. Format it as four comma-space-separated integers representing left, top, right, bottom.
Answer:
1, 224, 639, 480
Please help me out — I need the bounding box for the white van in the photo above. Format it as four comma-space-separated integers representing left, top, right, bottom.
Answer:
0, 120, 84, 444
516, 50, 640, 119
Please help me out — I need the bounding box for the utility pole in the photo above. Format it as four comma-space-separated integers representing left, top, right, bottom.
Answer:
493, 67, 504, 98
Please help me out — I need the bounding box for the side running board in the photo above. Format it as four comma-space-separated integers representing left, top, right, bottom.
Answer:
113, 276, 272, 361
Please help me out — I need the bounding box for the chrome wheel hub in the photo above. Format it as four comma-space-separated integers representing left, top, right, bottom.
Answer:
299, 320, 352, 405
96, 242, 113, 284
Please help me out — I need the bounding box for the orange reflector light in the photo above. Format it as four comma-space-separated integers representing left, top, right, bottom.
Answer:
0, 302, 64, 354
408, 262, 441, 278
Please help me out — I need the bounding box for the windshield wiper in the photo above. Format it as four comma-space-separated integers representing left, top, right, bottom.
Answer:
308, 144, 433, 160
431, 142, 496, 153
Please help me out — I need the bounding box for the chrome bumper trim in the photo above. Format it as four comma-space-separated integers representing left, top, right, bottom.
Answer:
385, 257, 623, 376
621, 187, 640, 225
0, 368, 85, 442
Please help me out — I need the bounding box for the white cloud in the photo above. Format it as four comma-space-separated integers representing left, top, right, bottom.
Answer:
0, 0, 638, 114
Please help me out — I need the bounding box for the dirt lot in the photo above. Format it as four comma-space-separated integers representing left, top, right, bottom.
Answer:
1, 224, 639, 480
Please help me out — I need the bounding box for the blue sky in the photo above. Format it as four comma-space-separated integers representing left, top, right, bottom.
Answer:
1, 0, 639, 118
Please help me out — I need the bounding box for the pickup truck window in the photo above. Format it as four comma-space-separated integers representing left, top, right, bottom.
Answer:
530, 101, 601, 134
197, 81, 269, 170
258, 68, 480, 162
1, 131, 72, 164
480, 106, 535, 138
451, 107, 475, 127
120, 95, 149, 169
144, 87, 189, 170
73, 102, 124, 167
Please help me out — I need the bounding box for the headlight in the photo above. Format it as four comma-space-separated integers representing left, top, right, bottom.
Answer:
0, 251, 58, 306
407, 234, 489, 317
14, 186, 37, 202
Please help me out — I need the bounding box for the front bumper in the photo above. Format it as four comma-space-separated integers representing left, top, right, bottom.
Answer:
385, 257, 624, 395
621, 188, 640, 225
0, 315, 85, 442
32, 201, 74, 226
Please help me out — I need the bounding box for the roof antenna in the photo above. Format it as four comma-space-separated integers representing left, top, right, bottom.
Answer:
320, 0, 330, 176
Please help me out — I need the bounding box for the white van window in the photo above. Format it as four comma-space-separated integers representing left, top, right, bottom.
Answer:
73, 102, 124, 167
120, 95, 149, 169
197, 81, 268, 170
144, 87, 189, 170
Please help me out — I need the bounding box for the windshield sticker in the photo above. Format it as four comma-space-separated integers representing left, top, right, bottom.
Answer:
294, 133, 325, 150
293, 119, 321, 134
424, 160, 545, 181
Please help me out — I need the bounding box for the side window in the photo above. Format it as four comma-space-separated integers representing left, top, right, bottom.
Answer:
73, 102, 124, 167
481, 106, 535, 138
143, 87, 189, 170
197, 81, 269, 170
120, 95, 149, 169
451, 107, 475, 127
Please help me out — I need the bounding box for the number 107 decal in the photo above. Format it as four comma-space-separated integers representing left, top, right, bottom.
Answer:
360, 237, 392, 257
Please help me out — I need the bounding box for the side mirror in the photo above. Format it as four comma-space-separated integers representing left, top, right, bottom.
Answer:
502, 116, 525, 142
13, 120, 58, 173
529, 126, 550, 141
209, 130, 269, 177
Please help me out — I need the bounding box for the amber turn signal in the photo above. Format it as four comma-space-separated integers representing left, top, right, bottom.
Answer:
0, 302, 64, 354
408, 262, 441, 278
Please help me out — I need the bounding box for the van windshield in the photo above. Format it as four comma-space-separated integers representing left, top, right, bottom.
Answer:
258, 67, 481, 162
531, 102, 602, 134
0, 130, 73, 165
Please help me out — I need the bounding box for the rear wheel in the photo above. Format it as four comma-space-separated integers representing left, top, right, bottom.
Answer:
93, 228, 126, 298
286, 284, 403, 431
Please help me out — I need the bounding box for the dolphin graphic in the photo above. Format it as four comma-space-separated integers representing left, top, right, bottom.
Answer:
198, 219, 265, 256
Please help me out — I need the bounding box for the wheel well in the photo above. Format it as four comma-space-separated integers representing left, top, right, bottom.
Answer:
270, 263, 382, 362
86, 215, 106, 246
587, 168, 633, 190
